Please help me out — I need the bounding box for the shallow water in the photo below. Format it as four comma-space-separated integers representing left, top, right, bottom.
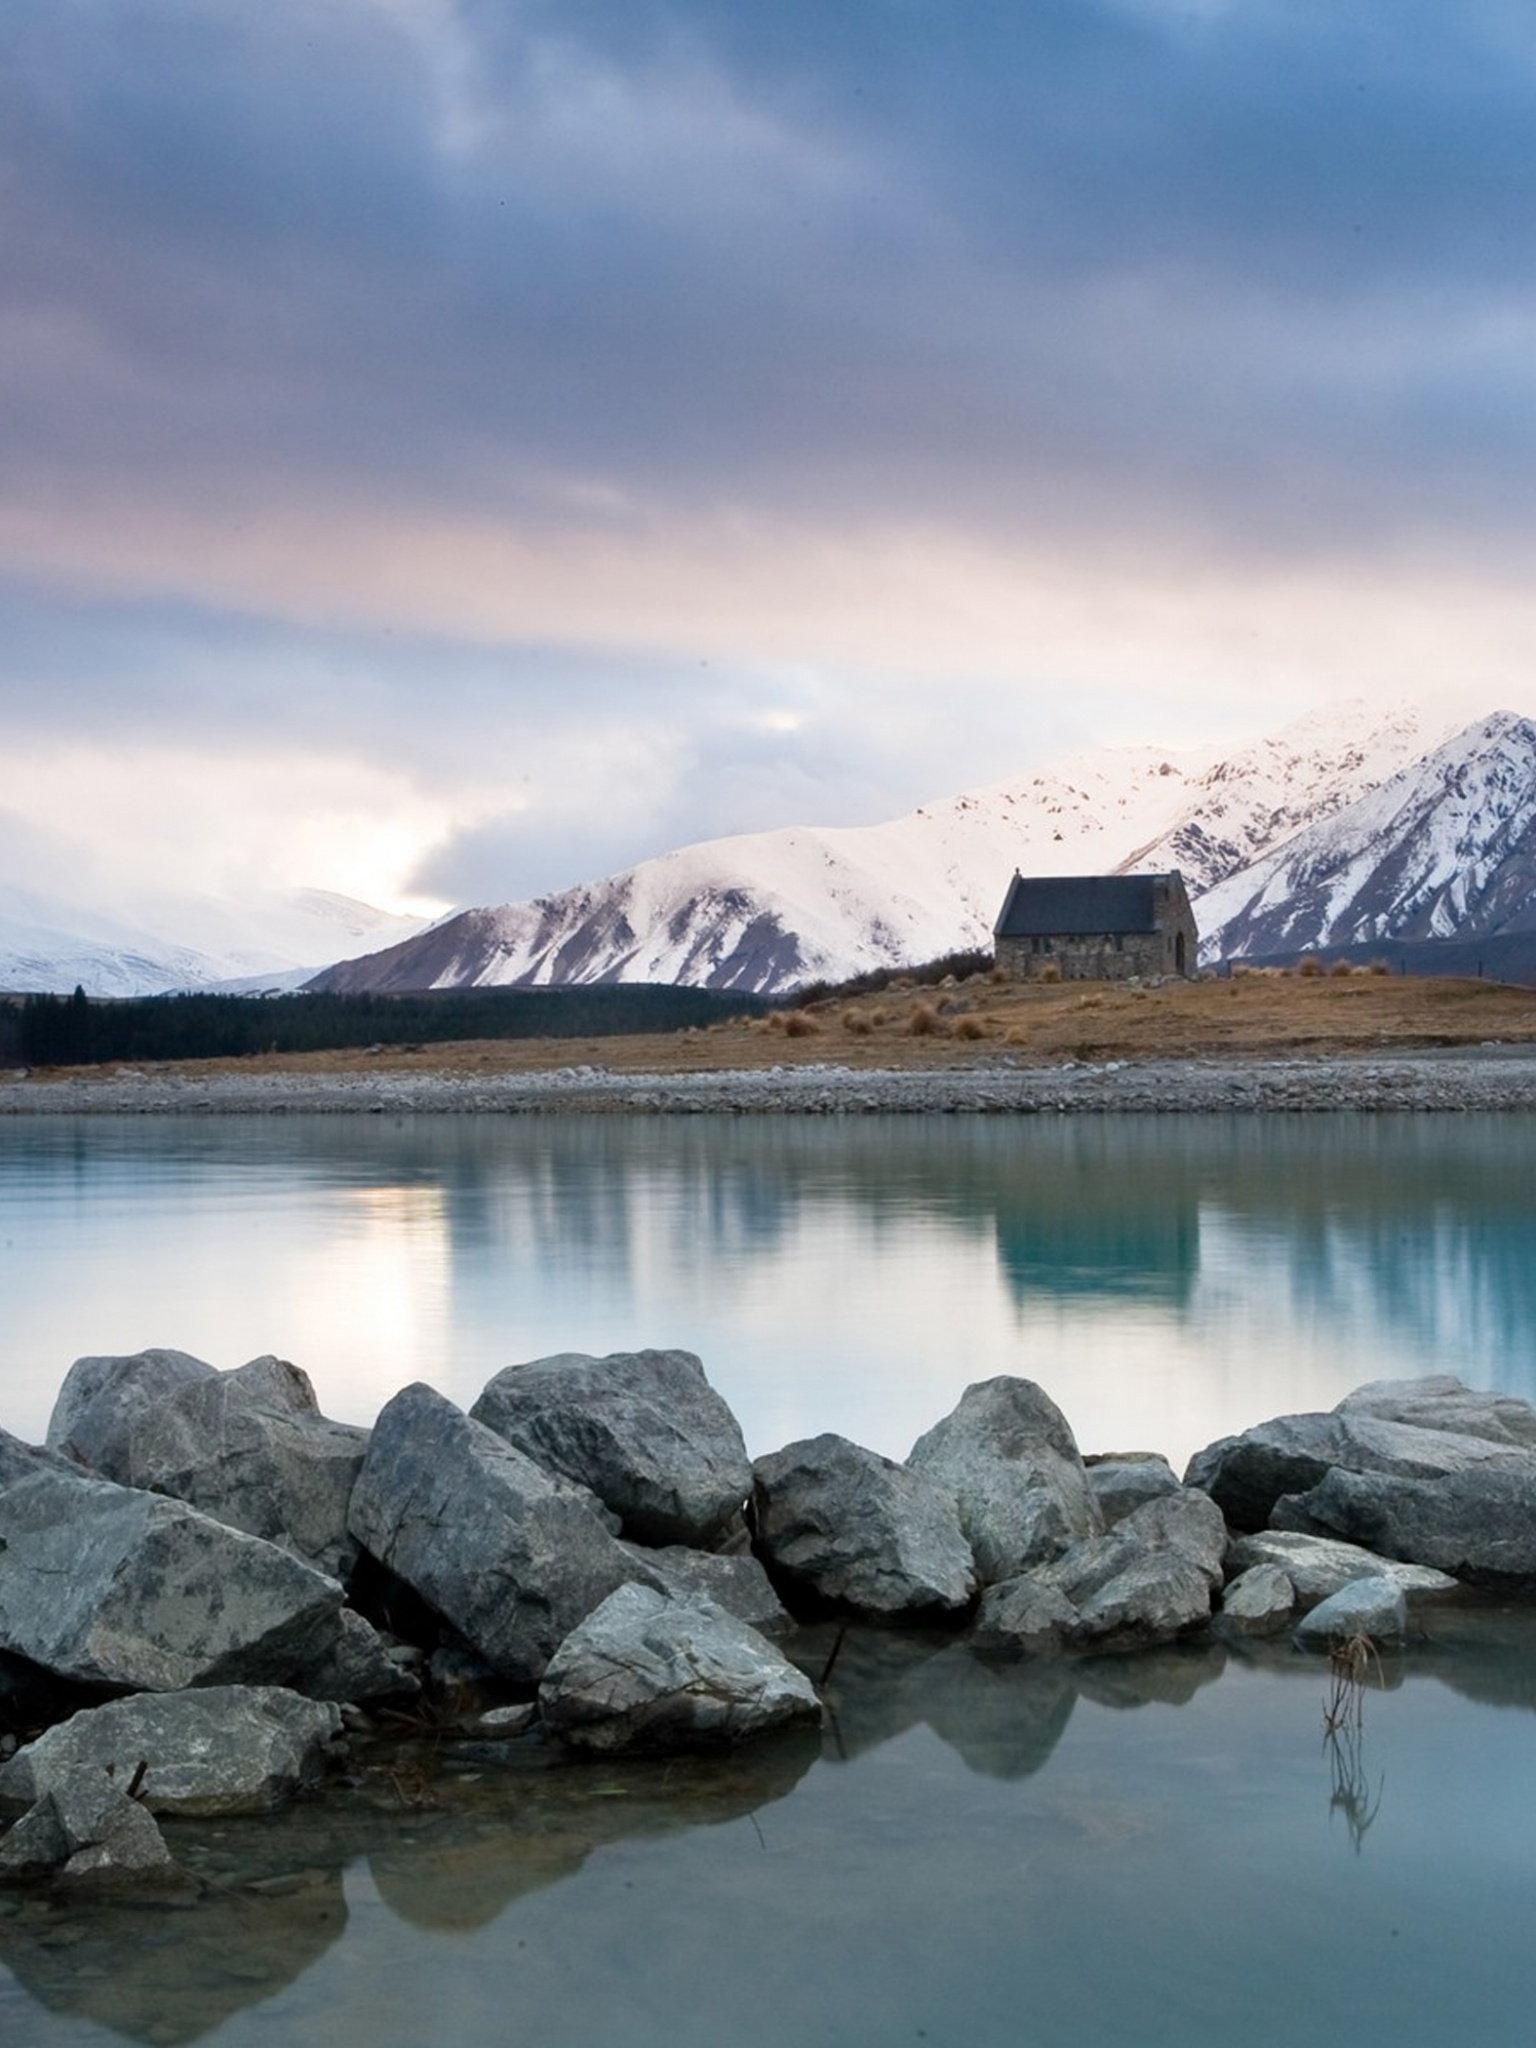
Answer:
4, 1112, 1536, 1467
4, 1110, 1536, 2044
3, 1610, 1536, 2048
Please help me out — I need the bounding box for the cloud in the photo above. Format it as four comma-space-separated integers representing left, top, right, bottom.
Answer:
7, 3, 1536, 921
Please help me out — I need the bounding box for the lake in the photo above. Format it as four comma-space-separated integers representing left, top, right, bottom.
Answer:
3, 1110, 1536, 2046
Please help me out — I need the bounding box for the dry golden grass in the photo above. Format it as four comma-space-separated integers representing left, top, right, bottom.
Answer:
31, 970, 1536, 1088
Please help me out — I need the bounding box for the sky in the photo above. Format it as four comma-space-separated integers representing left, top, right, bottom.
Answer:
7, 0, 1536, 926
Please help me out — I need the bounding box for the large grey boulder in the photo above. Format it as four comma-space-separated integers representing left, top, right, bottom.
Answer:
1225, 1529, 1459, 1606
348, 1382, 655, 1685
470, 1348, 751, 1546
623, 1543, 790, 1634
975, 1488, 1227, 1657
1293, 1577, 1408, 1651
0, 1466, 347, 1692
48, 1349, 368, 1578
907, 1378, 1100, 1583
538, 1584, 820, 1753
1185, 1376, 1536, 1531
1272, 1465, 1536, 1588
0, 1768, 178, 1887
0, 1687, 342, 1817
1084, 1454, 1181, 1528
751, 1434, 976, 1621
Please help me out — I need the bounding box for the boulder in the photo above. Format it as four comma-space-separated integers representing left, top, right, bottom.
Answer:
751, 1434, 976, 1621
0, 1687, 343, 1817
0, 1466, 347, 1692
1185, 1376, 1536, 1532
907, 1378, 1100, 1582
1293, 1577, 1408, 1651
978, 1488, 1227, 1657
0, 1767, 178, 1888
538, 1584, 820, 1753
972, 1577, 1079, 1659
348, 1382, 656, 1685
1084, 1454, 1181, 1528
1225, 1529, 1459, 1606
1217, 1564, 1295, 1636
624, 1543, 790, 1634
1272, 1465, 1536, 1588
470, 1348, 752, 1547
47, 1348, 368, 1578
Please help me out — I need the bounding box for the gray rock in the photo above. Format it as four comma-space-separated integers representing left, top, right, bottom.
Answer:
1185, 1376, 1536, 1532
1036, 1488, 1228, 1652
0, 1767, 178, 1887
1272, 1465, 1536, 1588
348, 1382, 656, 1684
0, 1687, 343, 1817
0, 1426, 73, 1488
1084, 1454, 1181, 1527
299, 1607, 421, 1704
751, 1433, 977, 1621
1293, 1577, 1408, 1651
972, 1577, 1079, 1658
1225, 1529, 1459, 1605
0, 1467, 346, 1692
1217, 1563, 1295, 1635
1337, 1375, 1536, 1447
907, 1378, 1101, 1582
47, 1348, 368, 1578
538, 1584, 820, 1753
470, 1348, 751, 1546
625, 1543, 790, 1634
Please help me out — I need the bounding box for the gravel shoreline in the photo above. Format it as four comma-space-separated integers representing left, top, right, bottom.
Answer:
5, 1046, 1536, 1115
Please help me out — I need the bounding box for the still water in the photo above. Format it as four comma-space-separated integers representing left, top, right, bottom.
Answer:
2, 1111, 1536, 2047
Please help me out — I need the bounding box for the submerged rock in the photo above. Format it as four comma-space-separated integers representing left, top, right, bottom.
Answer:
47, 1347, 369, 1579
349, 1382, 655, 1684
0, 1687, 343, 1817
907, 1377, 1101, 1583
539, 1583, 820, 1753
471, 1348, 752, 1547
752, 1433, 976, 1621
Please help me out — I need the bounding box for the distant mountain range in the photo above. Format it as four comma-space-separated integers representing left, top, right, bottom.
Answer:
13, 701, 1536, 999
0, 887, 427, 999
315, 699, 1523, 995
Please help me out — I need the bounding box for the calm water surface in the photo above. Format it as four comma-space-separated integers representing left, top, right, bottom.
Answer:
2, 1111, 1535, 2046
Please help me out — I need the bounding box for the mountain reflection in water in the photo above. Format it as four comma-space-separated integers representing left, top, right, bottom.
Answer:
4, 1114, 1536, 1474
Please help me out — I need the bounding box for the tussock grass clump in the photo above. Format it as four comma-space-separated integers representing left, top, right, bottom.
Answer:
842, 1010, 872, 1036
1297, 956, 1324, 978
782, 1011, 820, 1038
955, 1015, 988, 1040
908, 1002, 946, 1036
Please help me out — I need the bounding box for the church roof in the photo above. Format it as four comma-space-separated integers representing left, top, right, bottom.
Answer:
993, 873, 1179, 938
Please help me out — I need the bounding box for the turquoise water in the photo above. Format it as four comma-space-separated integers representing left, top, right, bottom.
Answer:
3, 1111, 1536, 2045
4, 1113, 1536, 1467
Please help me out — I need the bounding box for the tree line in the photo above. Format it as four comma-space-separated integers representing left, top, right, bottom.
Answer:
1, 984, 768, 1068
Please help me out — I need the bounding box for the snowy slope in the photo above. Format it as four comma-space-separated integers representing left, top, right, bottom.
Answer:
313, 700, 1447, 995
0, 886, 428, 997
1196, 712, 1536, 961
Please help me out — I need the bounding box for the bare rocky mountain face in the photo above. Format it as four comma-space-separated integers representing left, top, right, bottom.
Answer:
312, 700, 1522, 996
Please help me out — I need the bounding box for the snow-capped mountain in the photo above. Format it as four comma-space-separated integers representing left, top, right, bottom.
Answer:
1196, 711, 1536, 962
311, 699, 1451, 996
0, 887, 429, 997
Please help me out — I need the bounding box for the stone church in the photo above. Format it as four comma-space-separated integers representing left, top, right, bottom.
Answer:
992, 872, 1198, 982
